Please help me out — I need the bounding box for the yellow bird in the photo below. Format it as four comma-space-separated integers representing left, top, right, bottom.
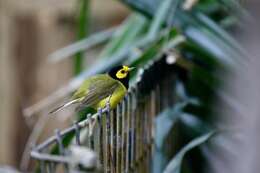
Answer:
50, 65, 134, 114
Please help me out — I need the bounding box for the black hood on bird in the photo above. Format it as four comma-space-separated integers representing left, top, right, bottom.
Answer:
108, 65, 130, 89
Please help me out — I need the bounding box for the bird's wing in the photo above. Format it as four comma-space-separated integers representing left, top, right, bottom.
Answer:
73, 74, 120, 106
72, 74, 108, 99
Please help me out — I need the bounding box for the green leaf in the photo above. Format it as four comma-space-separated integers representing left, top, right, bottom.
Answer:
48, 27, 116, 63
152, 85, 201, 173
194, 12, 246, 57
180, 113, 211, 136
147, 0, 178, 39
176, 81, 200, 106
153, 102, 186, 173
194, 0, 221, 14
120, 0, 248, 19
155, 102, 188, 149
217, 0, 250, 18
163, 131, 216, 173
121, 0, 159, 16
74, 0, 90, 75
130, 28, 179, 67
99, 13, 148, 58
120, 0, 244, 69
185, 26, 237, 67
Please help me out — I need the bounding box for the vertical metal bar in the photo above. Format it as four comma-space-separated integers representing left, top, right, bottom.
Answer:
93, 116, 99, 154
150, 89, 156, 171
40, 161, 45, 173
110, 108, 116, 173
90, 125, 95, 150
132, 88, 138, 171
49, 162, 55, 173
102, 109, 108, 172
144, 94, 148, 172
121, 96, 128, 173
105, 104, 111, 173
55, 129, 69, 173
141, 98, 146, 173
128, 92, 132, 171
144, 97, 147, 149
148, 91, 153, 173
97, 108, 104, 166
150, 89, 154, 173
139, 98, 143, 168
86, 114, 91, 148
113, 108, 118, 173
130, 89, 136, 170
144, 95, 149, 173
129, 91, 134, 171
125, 93, 131, 172
135, 88, 141, 172
138, 101, 143, 173
73, 122, 80, 146
87, 113, 95, 149
116, 103, 122, 173
147, 93, 152, 147
92, 111, 99, 165
46, 162, 51, 173
55, 129, 65, 155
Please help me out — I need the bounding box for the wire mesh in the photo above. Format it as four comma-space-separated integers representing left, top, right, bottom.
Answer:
30, 53, 179, 173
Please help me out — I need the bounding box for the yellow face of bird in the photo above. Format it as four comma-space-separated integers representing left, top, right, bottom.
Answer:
116, 66, 132, 79
108, 65, 135, 89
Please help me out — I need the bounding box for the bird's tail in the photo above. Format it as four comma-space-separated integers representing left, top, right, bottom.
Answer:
49, 99, 80, 114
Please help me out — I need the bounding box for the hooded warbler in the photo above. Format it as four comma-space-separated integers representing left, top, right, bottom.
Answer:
50, 65, 134, 114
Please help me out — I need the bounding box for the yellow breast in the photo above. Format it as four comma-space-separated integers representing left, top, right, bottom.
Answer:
93, 84, 127, 109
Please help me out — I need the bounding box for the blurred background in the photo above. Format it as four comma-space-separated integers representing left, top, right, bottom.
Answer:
0, 0, 129, 166
1, 0, 260, 172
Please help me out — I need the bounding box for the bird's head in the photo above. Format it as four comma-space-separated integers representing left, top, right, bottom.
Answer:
108, 65, 135, 88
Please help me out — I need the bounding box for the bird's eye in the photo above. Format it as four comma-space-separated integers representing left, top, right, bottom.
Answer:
121, 70, 126, 74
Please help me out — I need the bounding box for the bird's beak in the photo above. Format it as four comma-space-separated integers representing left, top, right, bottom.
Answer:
128, 67, 135, 71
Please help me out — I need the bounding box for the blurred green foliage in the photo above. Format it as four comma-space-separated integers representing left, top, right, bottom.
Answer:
74, 0, 90, 75
42, 0, 246, 172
